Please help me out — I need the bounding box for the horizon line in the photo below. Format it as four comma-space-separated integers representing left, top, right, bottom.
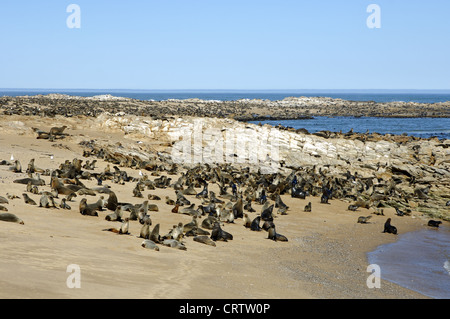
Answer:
2, 88, 450, 92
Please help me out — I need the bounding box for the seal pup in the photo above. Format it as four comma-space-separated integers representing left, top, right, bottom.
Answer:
22, 193, 37, 205
427, 220, 442, 228
10, 160, 22, 173
348, 205, 359, 211
383, 218, 397, 235
262, 220, 275, 231
140, 219, 152, 239
102, 218, 130, 235
39, 194, 57, 208
268, 224, 288, 242
202, 215, 218, 230
357, 216, 372, 224
304, 202, 312, 212
105, 206, 123, 222
210, 222, 233, 242
147, 194, 161, 201
166, 196, 176, 205
250, 216, 262, 231
243, 213, 252, 228
171, 204, 180, 214
59, 198, 71, 210
141, 239, 160, 251
193, 235, 216, 247
0, 213, 24, 224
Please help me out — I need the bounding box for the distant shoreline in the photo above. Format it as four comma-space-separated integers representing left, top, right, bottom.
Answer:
1, 93, 450, 121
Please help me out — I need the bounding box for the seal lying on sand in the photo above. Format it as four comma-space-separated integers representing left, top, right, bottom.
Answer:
0, 213, 24, 224
141, 239, 160, 251
193, 235, 216, 247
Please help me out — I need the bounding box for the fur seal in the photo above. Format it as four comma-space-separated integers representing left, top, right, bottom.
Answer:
140, 219, 152, 239
39, 194, 57, 208
201, 215, 218, 230
0, 205, 8, 211
49, 125, 68, 136
383, 218, 397, 235
210, 222, 233, 242
59, 198, 71, 210
185, 227, 210, 237
79, 198, 99, 216
243, 213, 252, 228
268, 225, 288, 242
0, 196, 8, 204
348, 205, 359, 211
357, 216, 372, 224
250, 216, 262, 231
162, 239, 187, 250
22, 193, 37, 205
232, 198, 244, 218
195, 184, 208, 199
428, 220, 442, 228
304, 202, 312, 212
149, 223, 162, 243
446, 200, 450, 207
291, 186, 306, 199
262, 220, 274, 231
0, 213, 24, 224
147, 194, 161, 201
105, 206, 123, 222
102, 218, 130, 235
261, 204, 274, 221
141, 239, 160, 251
193, 235, 216, 247
183, 216, 198, 233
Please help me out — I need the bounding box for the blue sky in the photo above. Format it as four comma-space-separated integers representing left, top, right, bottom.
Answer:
0, 0, 449, 90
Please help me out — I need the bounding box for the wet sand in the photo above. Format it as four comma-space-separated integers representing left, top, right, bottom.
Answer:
0, 117, 440, 299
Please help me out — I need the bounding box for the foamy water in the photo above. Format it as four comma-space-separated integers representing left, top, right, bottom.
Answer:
367, 225, 450, 299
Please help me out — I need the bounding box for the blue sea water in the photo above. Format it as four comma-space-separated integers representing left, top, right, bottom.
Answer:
249, 117, 450, 140
367, 225, 450, 299
2, 88, 450, 104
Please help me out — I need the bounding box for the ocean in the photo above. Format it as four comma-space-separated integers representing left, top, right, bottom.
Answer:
2, 88, 450, 104
367, 225, 450, 299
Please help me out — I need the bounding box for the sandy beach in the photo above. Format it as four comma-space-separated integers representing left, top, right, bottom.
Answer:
1, 113, 444, 299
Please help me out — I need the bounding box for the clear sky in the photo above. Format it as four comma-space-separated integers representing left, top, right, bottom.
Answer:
0, 0, 449, 90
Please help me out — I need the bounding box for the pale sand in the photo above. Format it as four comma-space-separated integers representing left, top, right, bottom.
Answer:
0, 118, 438, 299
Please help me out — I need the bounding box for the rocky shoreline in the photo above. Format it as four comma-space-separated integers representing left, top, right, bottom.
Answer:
1, 94, 450, 120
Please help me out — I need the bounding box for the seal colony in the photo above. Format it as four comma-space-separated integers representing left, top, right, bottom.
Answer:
0, 94, 448, 298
